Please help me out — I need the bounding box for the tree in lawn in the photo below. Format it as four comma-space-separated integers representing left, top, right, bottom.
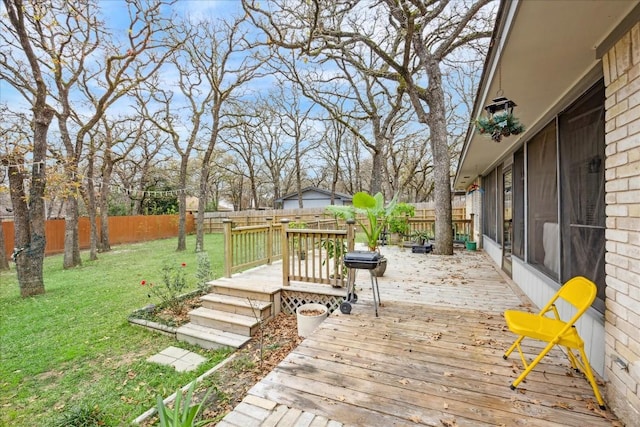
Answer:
0, 113, 17, 272
93, 115, 143, 252
243, 0, 493, 255
1, 1, 55, 295
188, 14, 267, 253
2, 0, 177, 269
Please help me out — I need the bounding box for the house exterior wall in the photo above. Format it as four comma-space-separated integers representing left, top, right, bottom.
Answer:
281, 190, 347, 209
601, 22, 640, 424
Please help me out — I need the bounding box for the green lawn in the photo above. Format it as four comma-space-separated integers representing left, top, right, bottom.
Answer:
0, 234, 232, 426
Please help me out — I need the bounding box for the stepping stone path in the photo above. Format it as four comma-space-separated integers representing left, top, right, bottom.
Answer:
147, 346, 206, 372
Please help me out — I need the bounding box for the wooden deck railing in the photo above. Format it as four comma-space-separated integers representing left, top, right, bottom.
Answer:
281, 219, 356, 287
222, 214, 475, 284
406, 214, 475, 242
222, 218, 283, 277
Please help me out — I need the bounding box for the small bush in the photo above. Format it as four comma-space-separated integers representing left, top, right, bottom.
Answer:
52, 404, 107, 427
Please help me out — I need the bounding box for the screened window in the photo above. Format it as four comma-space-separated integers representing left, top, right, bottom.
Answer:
483, 168, 497, 241
527, 121, 558, 280
559, 81, 605, 312
512, 147, 525, 259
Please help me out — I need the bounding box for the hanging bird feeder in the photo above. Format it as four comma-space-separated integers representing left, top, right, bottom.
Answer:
475, 95, 525, 143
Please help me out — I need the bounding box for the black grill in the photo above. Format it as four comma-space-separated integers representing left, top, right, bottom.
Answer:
343, 250, 382, 270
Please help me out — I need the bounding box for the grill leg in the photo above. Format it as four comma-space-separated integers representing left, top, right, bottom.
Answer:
369, 270, 380, 317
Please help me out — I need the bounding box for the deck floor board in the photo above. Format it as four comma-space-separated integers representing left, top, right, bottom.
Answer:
219, 247, 617, 426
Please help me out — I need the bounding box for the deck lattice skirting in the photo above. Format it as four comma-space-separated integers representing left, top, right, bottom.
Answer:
281, 289, 343, 314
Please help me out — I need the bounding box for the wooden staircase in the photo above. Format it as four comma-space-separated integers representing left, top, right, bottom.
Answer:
176, 280, 282, 350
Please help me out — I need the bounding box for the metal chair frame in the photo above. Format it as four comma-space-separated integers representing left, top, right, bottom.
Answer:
503, 276, 605, 409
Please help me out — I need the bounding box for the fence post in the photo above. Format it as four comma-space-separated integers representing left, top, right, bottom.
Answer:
266, 217, 273, 265
281, 219, 290, 286
223, 219, 233, 278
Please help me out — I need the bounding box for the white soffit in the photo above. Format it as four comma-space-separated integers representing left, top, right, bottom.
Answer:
455, 0, 637, 189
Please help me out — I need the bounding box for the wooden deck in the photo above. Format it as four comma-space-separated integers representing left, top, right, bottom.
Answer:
218, 246, 618, 426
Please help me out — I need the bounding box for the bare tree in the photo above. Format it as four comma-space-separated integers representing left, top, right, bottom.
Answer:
267, 81, 318, 206
95, 116, 142, 252
243, 0, 493, 254
1, 1, 55, 295
189, 14, 267, 252
3, 0, 178, 270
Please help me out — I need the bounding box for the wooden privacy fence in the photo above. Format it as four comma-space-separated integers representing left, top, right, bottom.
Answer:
204, 207, 466, 233
2, 214, 194, 260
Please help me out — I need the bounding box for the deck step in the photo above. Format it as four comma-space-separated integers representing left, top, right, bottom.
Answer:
212, 280, 281, 302
200, 294, 272, 320
189, 307, 262, 336
176, 323, 251, 350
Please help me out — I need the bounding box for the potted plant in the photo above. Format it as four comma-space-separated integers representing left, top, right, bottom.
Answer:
475, 112, 525, 142
326, 191, 397, 276
387, 203, 415, 244
411, 229, 432, 246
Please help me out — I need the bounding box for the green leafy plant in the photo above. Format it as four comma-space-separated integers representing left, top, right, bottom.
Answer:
195, 252, 212, 294
387, 203, 415, 235
141, 262, 188, 314
51, 403, 106, 427
326, 191, 397, 251
411, 229, 432, 244
156, 382, 213, 427
475, 112, 525, 142
320, 238, 348, 278
288, 220, 308, 258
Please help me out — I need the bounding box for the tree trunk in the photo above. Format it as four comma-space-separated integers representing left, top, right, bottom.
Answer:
0, 219, 9, 271
195, 168, 209, 253
370, 145, 383, 195
425, 61, 453, 255
98, 162, 114, 252
176, 156, 188, 252
85, 151, 98, 261
63, 196, 82, 268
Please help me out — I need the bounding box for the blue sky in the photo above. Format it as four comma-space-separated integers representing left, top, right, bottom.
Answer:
0, 1, 246, 113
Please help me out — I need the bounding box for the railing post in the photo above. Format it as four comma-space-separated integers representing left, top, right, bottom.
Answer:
281, 219, 290, 286
223, 219, 233, 278
470, 213, 475, 242
346, 218, 356, 252
266, 217, 273, 265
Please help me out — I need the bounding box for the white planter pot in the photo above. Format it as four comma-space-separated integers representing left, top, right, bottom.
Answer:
296, 303, 328, 338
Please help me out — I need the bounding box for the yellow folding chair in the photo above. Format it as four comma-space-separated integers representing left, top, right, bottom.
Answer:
503, 276, 605, 409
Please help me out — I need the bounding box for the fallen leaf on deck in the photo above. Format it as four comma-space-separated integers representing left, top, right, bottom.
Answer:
409, 415, 422, 423
443, 372, 454, 377
552, 401, 574, 409
398, 378, 409, 385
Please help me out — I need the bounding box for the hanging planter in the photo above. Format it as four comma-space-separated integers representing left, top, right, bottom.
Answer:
475, 96, 525, 142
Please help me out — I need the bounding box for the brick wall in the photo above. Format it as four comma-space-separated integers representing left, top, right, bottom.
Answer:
602, 21, 640, 425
